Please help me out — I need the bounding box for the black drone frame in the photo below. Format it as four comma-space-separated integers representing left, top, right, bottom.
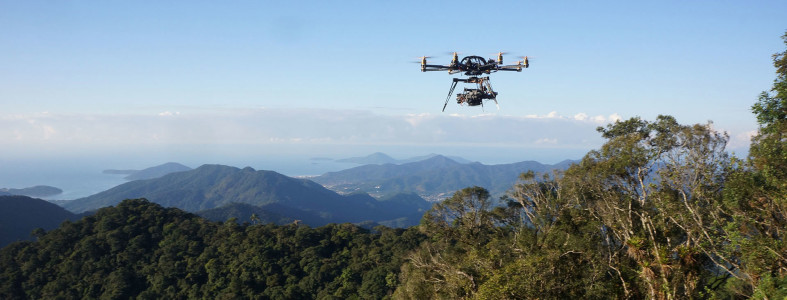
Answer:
420, 53, 528, 111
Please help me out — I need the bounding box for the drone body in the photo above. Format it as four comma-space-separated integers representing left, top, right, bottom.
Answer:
419, 52, 529, 111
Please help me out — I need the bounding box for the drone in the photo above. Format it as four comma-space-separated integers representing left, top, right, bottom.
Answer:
419, 52, 529, 111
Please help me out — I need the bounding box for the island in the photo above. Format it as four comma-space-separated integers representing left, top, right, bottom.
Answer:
0, 185, 63, 198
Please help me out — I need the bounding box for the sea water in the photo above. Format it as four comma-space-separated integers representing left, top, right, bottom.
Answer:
0, 155, 358, 200
0, 144, 583, 201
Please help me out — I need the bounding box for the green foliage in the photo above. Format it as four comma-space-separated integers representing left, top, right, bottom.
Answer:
571, 114, 733, 299
721, 29, 787, 297
0, 199, 425, 299
196, 202, 294, 225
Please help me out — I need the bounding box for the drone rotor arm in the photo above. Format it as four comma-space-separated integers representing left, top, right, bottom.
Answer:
421, 65, 454, 72
496, 64, 526, 71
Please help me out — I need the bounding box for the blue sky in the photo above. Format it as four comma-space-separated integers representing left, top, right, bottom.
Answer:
1, 1, 786, 166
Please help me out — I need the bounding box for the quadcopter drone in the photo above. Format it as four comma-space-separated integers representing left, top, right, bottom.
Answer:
419, 52, 529, 111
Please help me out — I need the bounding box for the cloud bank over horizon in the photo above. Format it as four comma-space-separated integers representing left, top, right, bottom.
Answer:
2, 108, 611, 144
1, 108, 753, 160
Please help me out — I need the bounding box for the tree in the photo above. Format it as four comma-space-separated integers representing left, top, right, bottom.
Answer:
563, 115, 732, 299
722, 30, 787, 298
477, 171, 616, 299
420, 186, 495, 247
395, 187, 500, 299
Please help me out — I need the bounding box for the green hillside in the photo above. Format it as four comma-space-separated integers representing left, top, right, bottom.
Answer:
0, 195, 77, 247
62, 164, 430, 226
124, 162, 192, 180
195, 202, 294, 225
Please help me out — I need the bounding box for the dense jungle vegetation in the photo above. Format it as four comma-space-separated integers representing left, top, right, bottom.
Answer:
1, 31, 786, 299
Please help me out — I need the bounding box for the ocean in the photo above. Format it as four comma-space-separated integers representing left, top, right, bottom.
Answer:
0, 144, 586, 201
0, 156, 358, 201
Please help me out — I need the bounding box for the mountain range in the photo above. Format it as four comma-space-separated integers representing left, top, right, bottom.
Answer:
62, 164, 431, 227
3, 154, 574, 239
313, 155, 576, 201
335, 152, 472, 165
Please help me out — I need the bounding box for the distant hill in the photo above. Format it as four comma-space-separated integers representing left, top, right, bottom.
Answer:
336, 152, 472, 165
399, 153, 473, 164
124, 162, 192, 180
0, 195, 78, 247
62, 164, 430, 226
0, 185, 63, 198
103, 162, 191, 180
335, 152, 398, 164
313, 155, 577, 201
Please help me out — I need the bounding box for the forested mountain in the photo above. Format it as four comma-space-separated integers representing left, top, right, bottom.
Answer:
195, 202, 295, 225
124, 162, 192, 180
314, 154, 575, 200
397, 153, 472, 164
0, 195, 77, 247
62, 164, 430, 226
0, 199, 426, 299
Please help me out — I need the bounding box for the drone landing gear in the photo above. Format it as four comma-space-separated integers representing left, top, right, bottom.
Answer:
442, 76, 498, 112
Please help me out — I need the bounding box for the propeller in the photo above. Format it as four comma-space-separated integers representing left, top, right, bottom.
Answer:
496, 52, 508, 64
410, 56, 434, 69
443, 52, 460, 65
516, 56, 531, 68
412, 55, 431, 61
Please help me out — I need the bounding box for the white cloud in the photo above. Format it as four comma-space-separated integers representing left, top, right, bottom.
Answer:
516, 111, 624, 124
42, 125, 56, 139
523, 111, 565, 119
1, 109, 759, 164
728, 129, 758, 150
404, 113, 433, 127
0, 109, 609, 151
535, 138, 558, 144
158, 111, 181, 117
